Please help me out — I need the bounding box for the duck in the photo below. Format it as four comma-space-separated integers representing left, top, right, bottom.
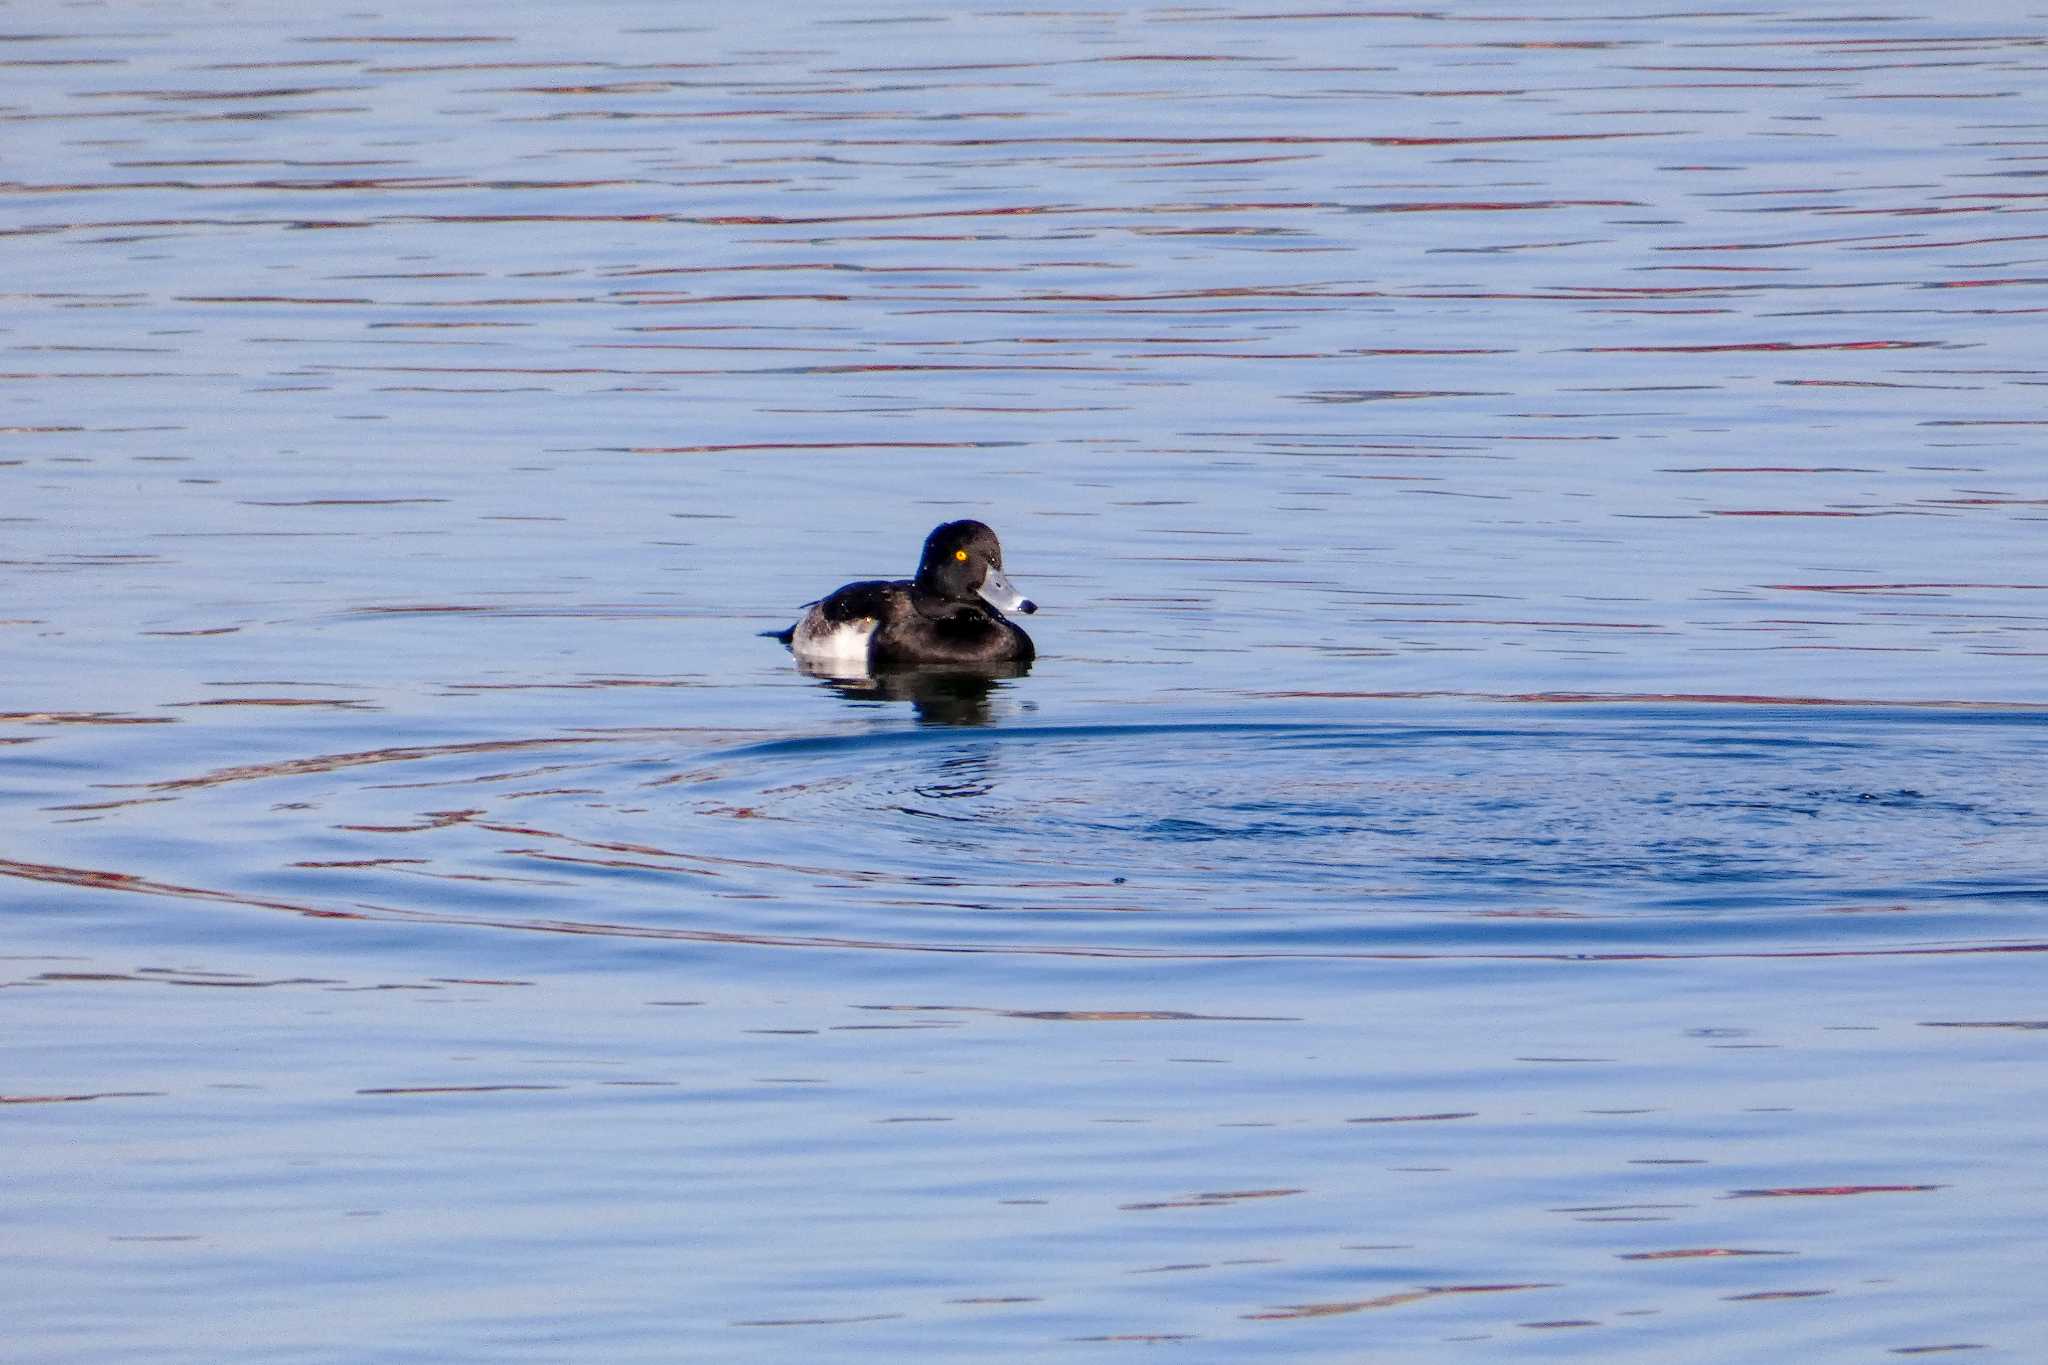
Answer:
776, 520, 1037, 671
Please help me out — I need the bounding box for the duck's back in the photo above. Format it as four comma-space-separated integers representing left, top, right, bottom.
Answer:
788, 579, 909, 667
788, 578, 1032, 669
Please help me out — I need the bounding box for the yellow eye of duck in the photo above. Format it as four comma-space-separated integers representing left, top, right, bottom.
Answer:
954, 549, 968, 562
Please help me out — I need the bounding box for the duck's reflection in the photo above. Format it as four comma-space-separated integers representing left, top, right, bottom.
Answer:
796, 658, 1030, 726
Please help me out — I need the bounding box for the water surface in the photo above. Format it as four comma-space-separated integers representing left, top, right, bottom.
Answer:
5, 2, 2047, 1359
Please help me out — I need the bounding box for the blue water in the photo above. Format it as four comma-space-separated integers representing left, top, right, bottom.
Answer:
6, 2, 2048, 1359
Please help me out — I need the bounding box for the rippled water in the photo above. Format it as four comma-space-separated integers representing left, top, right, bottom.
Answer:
7, 2, 2048, 1359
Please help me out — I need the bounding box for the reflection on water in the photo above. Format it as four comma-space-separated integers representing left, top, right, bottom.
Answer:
796, 658, 1031, 727
5, 1, 2048, 1360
